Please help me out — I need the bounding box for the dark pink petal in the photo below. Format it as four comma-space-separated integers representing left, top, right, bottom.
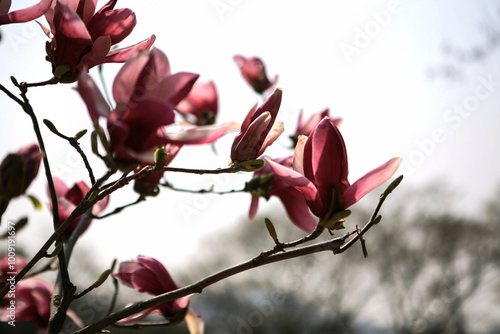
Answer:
131, 267, 165, 295
66, 181, 89, 205
94, 0, 117, 15
77, 68, 111, 121
52, 1, 92, 70
306, 117, 349, 210
343, 157, 402, 208
75, 0, 97, 24
87, 8, 136, 45
103, 34, 156, 64
76, 35, 111, 70
136, 256, 180, 293
275, 188, 317, 232
0, 0, 11, 15
163, 123, 232, 145
0, 0, 51, 25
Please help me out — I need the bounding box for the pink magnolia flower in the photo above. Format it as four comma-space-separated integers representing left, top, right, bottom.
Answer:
246, 156, 317, 232
114, 255, 192, 323
42, 0, 155, 82
0, 144, 43, 216
0, 0, 51, 25
78, 48, 195, 165
230, 88, 284, 164
49, 177, 109, 237
0, 278, 52, 330
290, 108, 342, 145
0, 255, 52, 331
176, 81, 219, 125
133, 144, 182, 197
265, 117, 402, 226
233, 55, 277, 94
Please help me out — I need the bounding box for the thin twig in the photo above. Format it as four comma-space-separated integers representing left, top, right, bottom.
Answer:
93, 196, 145, 220
22, 77, 58, 88
161, 181, 245, 195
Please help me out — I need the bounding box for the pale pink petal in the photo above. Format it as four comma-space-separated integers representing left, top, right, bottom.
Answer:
0, 0, 51, 25
51, 177, 69, 197
185, 308, 204, 334
292, 135, 307, 176
103, 34, 156, 64
275, 188, 318, 232
163, 123, 232, 145
343, 157, 402, 208
77, 69, 111, 121
117, 305, 156, 324
257, 121, 284, 157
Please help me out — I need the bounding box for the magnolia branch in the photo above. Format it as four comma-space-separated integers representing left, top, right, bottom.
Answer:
74, 177, 402, 334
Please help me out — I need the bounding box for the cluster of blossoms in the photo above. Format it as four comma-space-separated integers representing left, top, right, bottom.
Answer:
0, 1, 402, 332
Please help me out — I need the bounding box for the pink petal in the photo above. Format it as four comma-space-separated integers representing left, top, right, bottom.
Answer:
77, 69, 111, 122
76, 35, 112, 71
0, 0, 12, 15
275, 188, 318, 232
102, 34, 155, 64
152, 72, 199, 107
131, 47, 172, 102
66, 181, 89, 205
51, 177, 69, 197
163, 123, 232, 145
114, 261, 141, 287
306, 117, 349, 208
0, 0, 51, 25
137, 256, 180, 293
231, 112, 271, 162
343, 157, 402, 208
75, 0, 97, 24
112, 50, 151, 106
52, 1, 92, 70
117, 305, 156, 324
87, 8, 136, 45
249, 196, 259, 221
263, 157, 323, 214
257, 121, 284, 157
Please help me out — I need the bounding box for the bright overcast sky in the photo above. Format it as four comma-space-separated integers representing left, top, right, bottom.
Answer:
1, 0, 499, 269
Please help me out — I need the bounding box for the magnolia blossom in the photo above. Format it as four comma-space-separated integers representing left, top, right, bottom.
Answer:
49, 177, 109, 237
290, 108, 342, 145
233, 55, 277, 94
176, 81, 218, 125
265, 117, 402, 226
114, 256, 200, 325
0, 0, 51, 25
0, 255, 51, 331
41, 0, 155, 82
246, 156, 317, 232
230, 88, 284, 164
78, 48, 230, 168
0, 144, 43, 217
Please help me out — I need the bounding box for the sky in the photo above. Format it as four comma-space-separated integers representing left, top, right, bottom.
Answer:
0, 0, 499, 271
